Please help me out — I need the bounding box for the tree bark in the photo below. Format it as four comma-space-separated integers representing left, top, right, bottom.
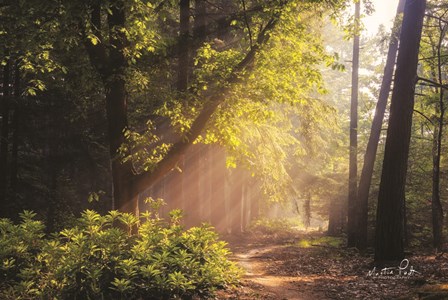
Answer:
374, 0, 426, 263
347, 0, 360, 247
0, 56, 11, 218
193, 0, 207, 42
83, 1, 136, 213
357, 0, 405, 250
432, 115, 444, 249
328, 195, 344, 236
106, 0, 135, 213
10, 62, 20, 202
430, 18, 447, 250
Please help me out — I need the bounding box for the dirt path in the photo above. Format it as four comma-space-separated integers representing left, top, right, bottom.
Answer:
217, 231, 448, 300
232, 244, 322, 300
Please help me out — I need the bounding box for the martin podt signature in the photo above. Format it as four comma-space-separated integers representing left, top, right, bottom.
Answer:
367, 259, 421, 279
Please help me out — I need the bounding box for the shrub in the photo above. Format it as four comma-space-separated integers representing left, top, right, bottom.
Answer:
0, 199, 240, 299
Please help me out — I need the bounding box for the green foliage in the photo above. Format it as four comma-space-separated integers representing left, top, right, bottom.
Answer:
296, 236, 343, 248
120, 121, 172, 173
250, 217, 304, 234
0, 201, 240, 299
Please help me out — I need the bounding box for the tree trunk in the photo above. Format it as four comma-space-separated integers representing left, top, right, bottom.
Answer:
83, 1, 136, 214
432, 118, 444, 249
327, 200, 338, 236
347, 0, 360, 247
328, 196, 343, 236
357, 0, 405, 250
104, 79, 134, 213
10, 62, 20, 200
0, 56, 11, 218
431, 19, 447, 250
374, 0, 426, 263
193, 0, 207, 43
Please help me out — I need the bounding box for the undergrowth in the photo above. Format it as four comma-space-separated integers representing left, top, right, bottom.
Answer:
0, 198, 241, 299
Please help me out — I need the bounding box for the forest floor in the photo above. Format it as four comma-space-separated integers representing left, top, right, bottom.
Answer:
216, 230, 448, 300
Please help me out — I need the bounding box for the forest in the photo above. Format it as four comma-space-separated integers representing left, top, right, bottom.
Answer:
1, 0, 448, 299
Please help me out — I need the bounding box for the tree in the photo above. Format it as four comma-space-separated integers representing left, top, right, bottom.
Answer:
425, 15, 446, 251
416, 1, 448, 249
81, 0, 135, 213
127, 1, 332, 208
347, 0, 360, 247
0, 0, 348, 223
375, 0, 426, 263
82, 0, 296, 214
357, 0, 405, 250
0, 56, 11, 217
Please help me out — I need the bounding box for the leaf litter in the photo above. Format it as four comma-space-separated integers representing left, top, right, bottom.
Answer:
216, 231, 448, 299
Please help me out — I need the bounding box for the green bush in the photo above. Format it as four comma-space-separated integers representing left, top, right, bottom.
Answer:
0, 199, 240, 299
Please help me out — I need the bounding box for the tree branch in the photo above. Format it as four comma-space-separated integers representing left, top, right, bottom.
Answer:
129, 14, 281, 199
425, 13, 448, 24
416, 76, 448, 90
413, 109, 434, 126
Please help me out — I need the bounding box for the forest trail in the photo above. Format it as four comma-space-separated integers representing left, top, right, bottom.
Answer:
232, 244, 321, 300
217, 231, 448, 300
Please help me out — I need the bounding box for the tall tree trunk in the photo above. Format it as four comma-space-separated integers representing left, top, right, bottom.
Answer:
432, 114, 444, 249
347, 0, 360, 247
193, 0, 206, 43
10, 62, 20, 201
0, 56, 11, 218
83, 1, 136, 213
431, 20, 447, 250
357, 0, 405, 250
104, 76, 134, 213
45, 98, 58, 233
328, 198, 340, 236
374, 0, 426, 263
